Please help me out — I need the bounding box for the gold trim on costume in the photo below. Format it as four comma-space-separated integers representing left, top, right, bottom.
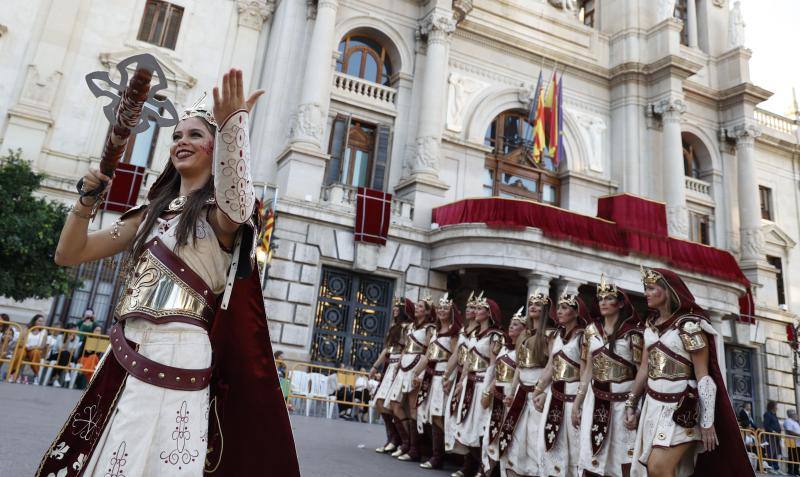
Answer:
592, 351, 635, 383
648, 346, 692, 380
495, 358, 515, 383
631, 333, 643, 364
457, 343, 469, 366
552, 354, 580, 382
467, 349, 490, 372
403, 339, 426, 354
426, 340, 451, 361
679, 321, 707, 351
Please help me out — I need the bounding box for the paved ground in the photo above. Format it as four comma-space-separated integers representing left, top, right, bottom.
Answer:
0, 383, 455, 477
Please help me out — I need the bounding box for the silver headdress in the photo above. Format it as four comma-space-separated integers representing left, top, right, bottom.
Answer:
438, 292, 453, 309
180, 92, 217, 128
511, 306, 526, 323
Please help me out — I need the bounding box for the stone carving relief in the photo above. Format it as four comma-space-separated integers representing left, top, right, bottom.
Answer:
412, 135, 441, 172
289, 102, 325, 145
19, 65, 62, 112
236, 0, 276, 30
419, 12, 456, 42
657, 0, 677, 22
575, 112, 606, 172
452, 0, 474, 23
728, 1, 745, 47
548, 0, 578, 12
666, 204, 689, 238
740, 228, 764, 260
446, 72, 488, 133
712, 0, 727, 7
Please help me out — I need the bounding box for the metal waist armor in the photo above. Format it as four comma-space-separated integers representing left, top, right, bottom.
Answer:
592, 349, 635, 383
403, 337, 426, 354
552, 353, 580, 383
495, 358, 516, 383
467, 349, 490, 372
426, 340, 451, 361
457, 343, 468, 366
648, 346, 692, 380
387, 343, 403, 354
115, 240, 215, 329
517, 345, 543, 368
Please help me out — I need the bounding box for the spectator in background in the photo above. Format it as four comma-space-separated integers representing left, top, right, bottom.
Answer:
784, 409, 800, 476
275, 350, 287, 379
48, 324, 82, 388
739, 402, 756, 429
0, 322, 19, 380
8, 314, 48, 384
764, 400, 782, 473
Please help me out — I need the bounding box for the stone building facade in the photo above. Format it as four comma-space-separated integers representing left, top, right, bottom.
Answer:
1, 0, 799, 418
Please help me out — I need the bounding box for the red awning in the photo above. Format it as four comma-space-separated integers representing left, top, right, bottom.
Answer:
432, 195, 752, 320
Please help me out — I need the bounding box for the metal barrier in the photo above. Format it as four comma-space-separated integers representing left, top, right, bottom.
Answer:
740, 427, 762, 472
756, 429, 800, 475
1, 323, 109, 387
0, 320, 25, 380
279, 360, 376, 422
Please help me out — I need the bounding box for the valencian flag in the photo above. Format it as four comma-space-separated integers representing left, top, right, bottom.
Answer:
532, 79, 547, 164
256, 187, 277, 284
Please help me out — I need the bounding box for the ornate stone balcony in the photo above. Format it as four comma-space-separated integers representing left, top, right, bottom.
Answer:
321, 182, 414, 226
685, 176, 711, 200
331, 72, 397, 115
755, 108, 797, 135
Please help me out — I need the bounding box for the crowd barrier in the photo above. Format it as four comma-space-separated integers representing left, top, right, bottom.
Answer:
752, 429, 800, 474
0, 322, 109, 387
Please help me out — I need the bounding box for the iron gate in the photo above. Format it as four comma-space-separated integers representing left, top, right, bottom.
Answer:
310, 267, 394, 370
725, 344, 756, 413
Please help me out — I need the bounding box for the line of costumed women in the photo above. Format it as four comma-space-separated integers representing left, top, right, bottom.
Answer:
36, 70, 299, 477
496, 289, 555, 477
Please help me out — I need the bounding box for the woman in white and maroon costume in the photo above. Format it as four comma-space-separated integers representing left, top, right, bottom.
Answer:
627, 268, 752, 477
575, 275, 643, 477
451, 296, 504, 477
387, 296, 437, 461
36, 71, 299, 477
371, 297, 415, 455
534, 290, 590, 477
495, 289, 555, 477
481, 305, 527, 476
414, 293, 462, 470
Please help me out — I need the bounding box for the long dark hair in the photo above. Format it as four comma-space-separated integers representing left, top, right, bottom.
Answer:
385, 303, 410, 347
129, 119, 216, 262
519, 302, 550, 368
27, 314, 44, 328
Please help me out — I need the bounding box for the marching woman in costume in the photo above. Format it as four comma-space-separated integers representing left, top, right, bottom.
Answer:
497, 289, 554, 477
387, 296, 437, 461
481, 306, 526, 476
371, 297, 415, 455
576, 275, 643, 477
444, 292, 481, 457
534, 290, 590, 477
452, 296, 504, 477
38, 70, 299, 476
415, 293, 461, 470
627, 268, 752, 477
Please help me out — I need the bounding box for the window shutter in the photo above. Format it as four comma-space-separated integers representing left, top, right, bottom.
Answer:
324, 115, 351, 186
370, 124, 391, 191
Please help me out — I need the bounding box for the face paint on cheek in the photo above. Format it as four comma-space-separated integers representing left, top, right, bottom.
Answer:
200, 140, 214, 157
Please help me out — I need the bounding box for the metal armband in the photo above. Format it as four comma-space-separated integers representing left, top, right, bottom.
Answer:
214, 110, 255, 224
679, 321, 708, 352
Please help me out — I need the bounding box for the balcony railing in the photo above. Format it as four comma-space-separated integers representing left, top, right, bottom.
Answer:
332, 72, 397, 111
321, 183, 413, 225
755, 108, 798, 135
685, 176, 711, 196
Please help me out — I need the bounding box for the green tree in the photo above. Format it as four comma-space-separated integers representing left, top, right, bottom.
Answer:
0, 149, 75, 300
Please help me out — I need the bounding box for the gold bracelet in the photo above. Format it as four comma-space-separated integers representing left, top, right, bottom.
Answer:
70, 207, 92, 220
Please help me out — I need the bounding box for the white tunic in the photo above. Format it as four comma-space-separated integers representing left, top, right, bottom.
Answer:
631, 317, 714, 477
579, 323, 641, 477
455, 329, 503, 448
387, 323, 433, 402
445, 330, 473, 453
539, 328, 584, 477
83, 212, 230, 477
482, 346, 516, 473
417, 332, 454, 430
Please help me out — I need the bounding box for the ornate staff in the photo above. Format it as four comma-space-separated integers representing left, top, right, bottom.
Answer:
78, 54, 178, 209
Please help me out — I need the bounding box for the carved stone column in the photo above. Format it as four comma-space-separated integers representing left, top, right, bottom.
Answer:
232, 0, 276, 91
396, 9, 455, 227
289, 0, 338, 149
274, 0, 338, 200
652, 98, 689, 238
524, 272, 555, 302
733, 125, 763, 263
686, 0, 699, 48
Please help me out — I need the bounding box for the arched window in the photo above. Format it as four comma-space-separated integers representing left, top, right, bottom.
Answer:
337, 34, 393, 86
482, 110, 561, 205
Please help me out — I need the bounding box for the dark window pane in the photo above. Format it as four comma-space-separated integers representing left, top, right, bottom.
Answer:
346, 51, 363, 77
363, 54, 379, 83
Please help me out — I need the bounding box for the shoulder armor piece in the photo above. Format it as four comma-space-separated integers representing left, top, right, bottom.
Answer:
584, 323, 599, 341
678, 319, 707, 352
120, 203, 148, 221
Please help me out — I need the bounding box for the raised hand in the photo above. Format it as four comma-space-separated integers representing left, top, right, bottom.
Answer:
212, 69, 264, 124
